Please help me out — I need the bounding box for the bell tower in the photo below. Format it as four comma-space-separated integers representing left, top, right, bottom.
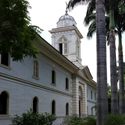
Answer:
49, 10, 83, 67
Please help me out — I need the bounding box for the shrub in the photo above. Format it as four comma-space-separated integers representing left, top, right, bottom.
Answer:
104, 114, 125, 125
83, 117, 96, 125
63, 116, 96, 125
11, 108, 56, 125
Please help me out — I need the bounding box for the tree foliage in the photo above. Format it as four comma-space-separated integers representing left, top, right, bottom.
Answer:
11, 108, 56, 125
0, 0, 43, 61
84, 0, 125, 41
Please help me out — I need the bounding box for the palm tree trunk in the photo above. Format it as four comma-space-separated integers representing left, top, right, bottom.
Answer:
109, 29, 118, 114
96, 0, 108, 124
118, 32, 124, 115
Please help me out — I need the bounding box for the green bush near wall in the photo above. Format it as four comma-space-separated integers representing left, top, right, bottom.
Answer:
63, 116, 96, 125
104, 114, 125, 125
11, 108, 56, 125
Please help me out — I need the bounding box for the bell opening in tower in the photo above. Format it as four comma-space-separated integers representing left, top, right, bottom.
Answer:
59, 43, 63, 54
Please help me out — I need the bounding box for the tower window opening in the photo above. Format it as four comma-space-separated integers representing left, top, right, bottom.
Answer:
64, 43, 68, 54
59, 43, 63, 54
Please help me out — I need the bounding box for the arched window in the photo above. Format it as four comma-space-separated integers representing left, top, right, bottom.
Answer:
65, 78, 69, 90
66, 103, 69, 115
91, 91, 93, 99
58, 37, 68, 54
52, 100, 56, 115
33, 60, 39, 79
33, 97, 38, 114
0, 91, 9, 114
52, 70, 56, 84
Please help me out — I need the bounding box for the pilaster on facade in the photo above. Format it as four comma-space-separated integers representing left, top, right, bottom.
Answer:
78, 82, 87, 117
82, 84, 87, 116
72, 76, 79, 116
51, 35, 55, 47
71, 34, 76, 54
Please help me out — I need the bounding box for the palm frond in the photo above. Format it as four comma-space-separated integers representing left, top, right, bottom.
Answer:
84, 13, 95, 26
87, 20, 96, 39
67, 0, 90, 10
104, 114, 125, 125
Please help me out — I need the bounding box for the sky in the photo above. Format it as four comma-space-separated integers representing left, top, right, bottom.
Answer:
28, 0, 125, 83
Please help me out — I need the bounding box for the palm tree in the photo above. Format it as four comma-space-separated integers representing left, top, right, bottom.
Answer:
68, 0, 108, 124
108, 0, 118, 114
117, 2, 125, 114
117, 62, 125, 83
117, 62, 125, 114
84, 0, 125, 114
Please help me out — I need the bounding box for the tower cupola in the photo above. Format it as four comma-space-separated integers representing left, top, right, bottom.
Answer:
57, 11, 77, 28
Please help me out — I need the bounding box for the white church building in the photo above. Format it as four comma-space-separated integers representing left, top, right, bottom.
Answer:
0, 11, 96, 125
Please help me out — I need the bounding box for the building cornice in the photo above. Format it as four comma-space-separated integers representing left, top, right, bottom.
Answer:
0, 72, 72, 97
87, 100, 96, 103
49, 26, 83, 39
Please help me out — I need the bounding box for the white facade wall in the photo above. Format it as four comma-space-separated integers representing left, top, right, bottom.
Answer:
0, 55, 73, 125
87, 85, 96, 116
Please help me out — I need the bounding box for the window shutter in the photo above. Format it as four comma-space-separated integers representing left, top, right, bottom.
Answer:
64, 43, 68, 54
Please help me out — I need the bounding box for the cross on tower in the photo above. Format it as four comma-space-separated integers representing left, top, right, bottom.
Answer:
65, 2, 68, 14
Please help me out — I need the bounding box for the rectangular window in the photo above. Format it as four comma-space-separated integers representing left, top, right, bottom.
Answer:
95, 93, 96, 100
59, 43, 63, 54
91, 91, 93, 99
64, 43, 67, 54
0, 53, 11, 68
1, 53, 9, 66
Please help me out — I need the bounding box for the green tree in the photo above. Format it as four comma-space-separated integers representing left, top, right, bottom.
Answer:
84, 0, 125, 115
68, 0, 108, 124
0, 0, 43, 61
108, 0, 118, 115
